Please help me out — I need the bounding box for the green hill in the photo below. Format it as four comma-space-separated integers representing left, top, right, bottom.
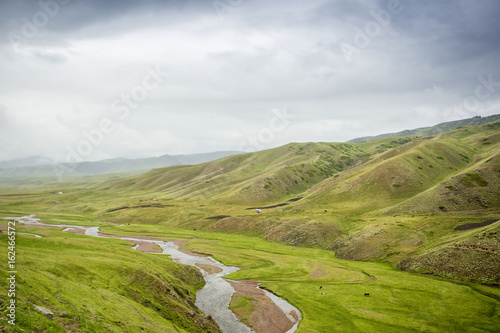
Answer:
348, 114, 500, 143
77, 122, 500, 284
101, 142, 369, 204
96, 122, 499, 214
1, 121, 499, 332
0, 228, 220, 332
1, 122, 499, 287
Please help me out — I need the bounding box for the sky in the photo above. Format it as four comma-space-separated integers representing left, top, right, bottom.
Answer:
1, 0, 500, 163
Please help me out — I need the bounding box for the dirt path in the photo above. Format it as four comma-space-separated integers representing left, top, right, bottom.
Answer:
47, 200, 59, 210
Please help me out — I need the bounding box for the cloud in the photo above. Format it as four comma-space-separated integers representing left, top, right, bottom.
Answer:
1, 0, 499, 162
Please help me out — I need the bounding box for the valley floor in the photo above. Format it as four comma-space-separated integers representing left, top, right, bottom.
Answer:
1, 214, 499, 332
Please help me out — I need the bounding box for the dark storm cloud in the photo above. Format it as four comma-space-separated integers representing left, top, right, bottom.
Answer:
389, 1, 500, 69
306, 0, 500, 95
0, 0, 191, 32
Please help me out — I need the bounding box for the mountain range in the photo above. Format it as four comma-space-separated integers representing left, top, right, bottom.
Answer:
0, 151, 243, 178
61, 117, 499, 284
1, 113, 499, 333
2, 114, 499, 179
1, 115, 499, 285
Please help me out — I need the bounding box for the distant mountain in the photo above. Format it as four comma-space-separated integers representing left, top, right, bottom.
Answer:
348, 114, 500, 143
94, 122, 500, 283
0, 151, 243, 178
0, 155, 57, 169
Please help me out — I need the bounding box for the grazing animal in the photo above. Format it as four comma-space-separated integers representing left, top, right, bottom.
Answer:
319, 286, 322, 289
364, 293, 370, 296
321, 292, 325, 295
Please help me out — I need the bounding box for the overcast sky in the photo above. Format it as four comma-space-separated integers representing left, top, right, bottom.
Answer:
1, 0, 499, 162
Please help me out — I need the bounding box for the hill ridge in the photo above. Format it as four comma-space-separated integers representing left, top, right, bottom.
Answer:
348, 114, 500, 143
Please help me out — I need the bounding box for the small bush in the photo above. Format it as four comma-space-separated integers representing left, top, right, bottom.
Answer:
460, 173, 488, 187
460, 177, 475, 188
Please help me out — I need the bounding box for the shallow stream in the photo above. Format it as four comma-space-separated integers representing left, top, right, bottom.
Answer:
4, 215, 301, 333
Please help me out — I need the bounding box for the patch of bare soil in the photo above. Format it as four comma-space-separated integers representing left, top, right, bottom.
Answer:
95, 233, 166, 253
454, 219, 499, 230
205, 215, 231, 220
245, 203, 289, 210
195, 263, 223, 275
310, 269, 327, 277
132, 241, 163, 253
245, 197, 303, 211
228, 280, 297, 333
95, 234, 211, 258
106, 204, 174, 212
450, 245, 497, 253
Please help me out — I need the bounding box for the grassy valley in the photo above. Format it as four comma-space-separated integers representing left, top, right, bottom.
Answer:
1, 121, 499, 332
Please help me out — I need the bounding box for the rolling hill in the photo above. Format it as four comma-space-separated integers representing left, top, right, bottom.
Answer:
97, 122, 500, 213
1, 118, 499, 333
1, 120, 499, 286
73, 121, 498, 284
348, 114, 500, 143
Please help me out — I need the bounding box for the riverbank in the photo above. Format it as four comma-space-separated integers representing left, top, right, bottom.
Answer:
228, 280, 299, 333
4, 215, 301, 333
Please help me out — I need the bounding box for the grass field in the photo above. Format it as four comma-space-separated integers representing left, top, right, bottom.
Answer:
161, 228, 500, 332
0, 224, 220, 333
3, 221, 497, 332
0, 123, 499, 331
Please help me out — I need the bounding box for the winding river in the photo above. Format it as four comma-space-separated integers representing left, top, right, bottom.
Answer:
3, 215, 301, 333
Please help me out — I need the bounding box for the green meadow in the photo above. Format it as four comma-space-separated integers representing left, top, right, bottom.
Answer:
101, 224, 500, 332
0, 123, 499, 332
0, 225, 221, 333
2, 222, 498, 332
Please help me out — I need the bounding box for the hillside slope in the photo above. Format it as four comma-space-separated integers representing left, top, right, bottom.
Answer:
0, 227, 221, 332
2, 122, 498, 285
97, 122, 499, 214
386, 123, 500, 213
348, 114, 500, 143
100, 142, 372, 205
306, 122, 500, 215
